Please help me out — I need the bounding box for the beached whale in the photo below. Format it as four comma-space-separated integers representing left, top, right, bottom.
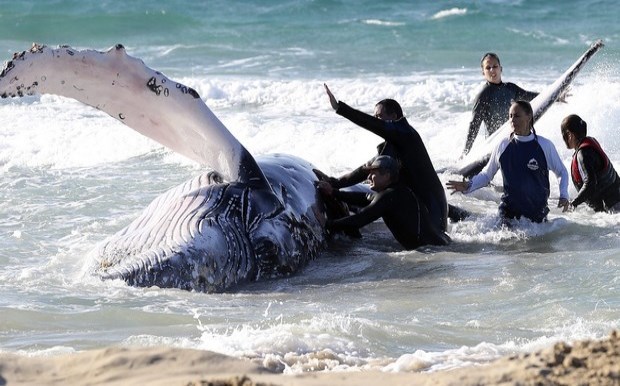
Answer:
0, 43, 330, 292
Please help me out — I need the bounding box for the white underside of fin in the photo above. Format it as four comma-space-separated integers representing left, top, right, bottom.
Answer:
0, 44, 252, 183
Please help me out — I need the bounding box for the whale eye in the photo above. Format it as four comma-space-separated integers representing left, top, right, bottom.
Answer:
207, 171, 224, 184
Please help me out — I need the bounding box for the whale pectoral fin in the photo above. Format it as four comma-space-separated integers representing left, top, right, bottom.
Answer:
0, 43, 272, 190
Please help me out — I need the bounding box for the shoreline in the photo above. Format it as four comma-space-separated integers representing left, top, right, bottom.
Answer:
1, 331, 618, 385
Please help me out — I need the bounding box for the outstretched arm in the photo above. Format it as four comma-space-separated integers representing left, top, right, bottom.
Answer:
451, 137, 506, 193
333, 164, 371, 189
324, 84, 398, 142
328, 193, 386, 231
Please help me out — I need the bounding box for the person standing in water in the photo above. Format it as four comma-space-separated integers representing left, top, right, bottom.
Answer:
461, 52, 539, 157
447, 100, 569, 224
560, 114, 620, 212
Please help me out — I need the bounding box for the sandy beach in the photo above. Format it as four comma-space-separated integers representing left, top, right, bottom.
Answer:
1, 330, 618, 386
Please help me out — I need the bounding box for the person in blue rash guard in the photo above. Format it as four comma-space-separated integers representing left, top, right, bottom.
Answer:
317, 155, 450, 249
447, 100, 570, 224
560, 114, 620, 213
320, 84, 453, 234
461, 52, 539, 158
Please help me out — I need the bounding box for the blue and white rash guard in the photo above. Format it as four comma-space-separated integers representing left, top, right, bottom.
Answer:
466, 132, 569, 221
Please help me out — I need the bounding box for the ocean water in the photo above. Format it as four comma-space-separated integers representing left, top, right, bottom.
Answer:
1, 0, 619, 375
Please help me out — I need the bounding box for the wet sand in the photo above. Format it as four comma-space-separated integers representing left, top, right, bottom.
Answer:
1, 331, 618, 385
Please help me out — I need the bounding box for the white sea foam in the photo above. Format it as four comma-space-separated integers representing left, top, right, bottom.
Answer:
362, 19, 406, 27
431, 8, 468, 20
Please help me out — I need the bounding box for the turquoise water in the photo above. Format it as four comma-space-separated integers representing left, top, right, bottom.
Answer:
0, 0, 619, 375
2, 0, 618, 77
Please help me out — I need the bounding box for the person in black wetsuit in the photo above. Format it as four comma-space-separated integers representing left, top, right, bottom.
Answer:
317, 155, 450, 249
560, 114, 620, 213
462, 52, 539, 157
321, 84, 453, 233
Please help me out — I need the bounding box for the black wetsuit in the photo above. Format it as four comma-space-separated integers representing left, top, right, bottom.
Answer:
570, 137, 620, 212
463, 81, 537, 155
331, 102, 449, 232
328, 183, 450, 250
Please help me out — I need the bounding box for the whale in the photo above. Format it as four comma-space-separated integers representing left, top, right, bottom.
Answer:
0, 44, 330, 292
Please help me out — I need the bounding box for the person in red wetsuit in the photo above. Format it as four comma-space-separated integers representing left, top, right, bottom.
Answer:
561, 114, 620, 213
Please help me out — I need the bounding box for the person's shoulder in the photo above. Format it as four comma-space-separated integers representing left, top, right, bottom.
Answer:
381, 184, 400, 195
391, 183, 419, 198
504, 81, 530, 93
391, 118, 422, 138
576, 143, 600, 159
381, 184, 408, 198
535, 135, 563, 157
477, 81, 495, 94
493, 135, 513, 156
535, 134, 555, 147
500, 80, 526, 88
475, 82, 502, 102
579, 137, 604, 149
496, 134, 513, 147
369, 188, 395, 206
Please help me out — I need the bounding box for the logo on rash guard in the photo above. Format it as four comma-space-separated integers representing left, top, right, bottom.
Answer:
527, 158, 539, 171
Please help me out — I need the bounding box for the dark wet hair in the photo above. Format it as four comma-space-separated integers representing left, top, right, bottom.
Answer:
480, 52, 501, 67
561, 114, 587, 140
369, 155, 400, 180
376, 99, 404, 119
511, 100, 536, 136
